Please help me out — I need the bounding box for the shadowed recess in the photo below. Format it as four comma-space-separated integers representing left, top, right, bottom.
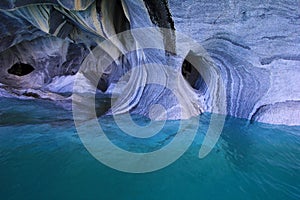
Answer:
7, 63, 35, 76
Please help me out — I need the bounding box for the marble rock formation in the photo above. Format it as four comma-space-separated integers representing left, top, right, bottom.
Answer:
0, 0, 299, 125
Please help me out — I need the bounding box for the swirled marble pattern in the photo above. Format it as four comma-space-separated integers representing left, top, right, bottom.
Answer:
169, 0, 300, 125
0, 0, 299, 125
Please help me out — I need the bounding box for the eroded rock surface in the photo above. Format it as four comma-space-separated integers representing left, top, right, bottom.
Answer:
0, 0, 299, 125
169, 0, 300, 125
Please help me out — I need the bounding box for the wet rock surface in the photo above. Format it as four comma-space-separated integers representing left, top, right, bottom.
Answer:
0, 0, 299, 125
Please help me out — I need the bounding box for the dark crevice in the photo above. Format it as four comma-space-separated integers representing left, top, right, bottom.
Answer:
49, 8, 65, 34
96, 0, 102, 14
143, 0, 175, 30
250, 104, 268, 123
95, 97, 112, 118
181, 52, 209, 95
22, 92, 40, 98
181, 58, 200, 90
143, 0, 176, 53
250, 100, 300, 123
8, 63, 35, 76
97, 74, 109, 92
113, 0, 130, 34
260, 55, 300, 65
262, 36, 286, 40
205, 35, 251, 50
49, 7, 78, 39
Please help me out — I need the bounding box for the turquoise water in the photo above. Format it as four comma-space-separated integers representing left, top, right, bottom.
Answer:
0, 98, 299, 200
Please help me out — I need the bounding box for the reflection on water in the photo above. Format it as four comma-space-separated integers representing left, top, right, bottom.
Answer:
0, 97, 299, 200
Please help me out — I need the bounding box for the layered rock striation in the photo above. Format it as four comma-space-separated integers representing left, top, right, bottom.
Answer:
169, 0, 300, 125
0, 0, 299, 125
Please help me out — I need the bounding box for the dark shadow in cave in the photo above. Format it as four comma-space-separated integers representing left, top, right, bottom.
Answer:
7, 63, 35, 76
97, 73, 110, 92
181, 53, 207, 93
182, 59, 198, 89
113, 0, 130, 34
95, 95, 113, 118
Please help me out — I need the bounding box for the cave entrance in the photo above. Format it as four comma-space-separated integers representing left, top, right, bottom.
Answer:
181, 53, 208, 94
181, 58, 200, 89
8, 63, 35, 76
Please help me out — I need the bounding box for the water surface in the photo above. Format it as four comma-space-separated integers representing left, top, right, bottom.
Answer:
0, 98, 299, 200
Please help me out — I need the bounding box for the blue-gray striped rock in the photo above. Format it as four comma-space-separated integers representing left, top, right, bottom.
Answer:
169, 0, 300, 125
0, 0, 299, 125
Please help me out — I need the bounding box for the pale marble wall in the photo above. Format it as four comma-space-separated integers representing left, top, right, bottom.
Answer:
169, 0, 300, 125
0, 0, 299, 125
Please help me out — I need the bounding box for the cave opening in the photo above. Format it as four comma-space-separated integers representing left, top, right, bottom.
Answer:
181, 59, 200, 89
181, 52, 208, 95
7, 63, 35, 76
